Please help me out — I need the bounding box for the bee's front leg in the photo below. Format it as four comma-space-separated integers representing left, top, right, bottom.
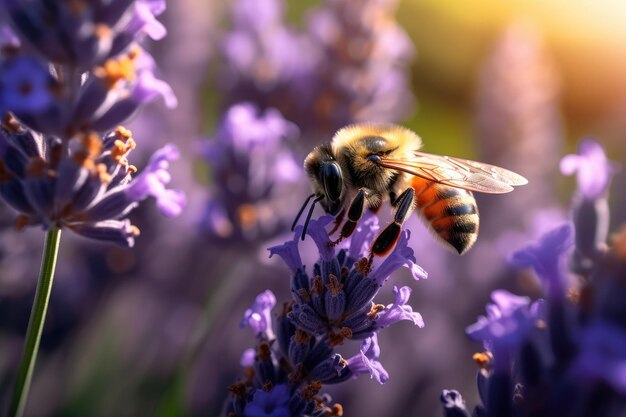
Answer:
329, 188, 368, 246
369, 187, 415, 260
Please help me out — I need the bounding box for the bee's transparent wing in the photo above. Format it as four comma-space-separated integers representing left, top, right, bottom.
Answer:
378, 152, 528, 194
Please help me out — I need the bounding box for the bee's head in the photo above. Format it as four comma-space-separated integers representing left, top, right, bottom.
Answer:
291, 145, 345, 240
304, 144, 344, 215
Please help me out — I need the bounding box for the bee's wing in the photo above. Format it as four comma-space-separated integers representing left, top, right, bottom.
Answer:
378, 152, 528, 194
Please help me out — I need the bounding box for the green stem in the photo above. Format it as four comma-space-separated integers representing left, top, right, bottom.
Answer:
9, 228, 62, 417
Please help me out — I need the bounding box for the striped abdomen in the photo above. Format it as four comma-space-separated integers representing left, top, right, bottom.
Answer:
411, 176, 479, 254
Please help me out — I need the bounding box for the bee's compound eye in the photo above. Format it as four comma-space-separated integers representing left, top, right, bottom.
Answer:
367, 154, 381, 163
323, 162, 342, 202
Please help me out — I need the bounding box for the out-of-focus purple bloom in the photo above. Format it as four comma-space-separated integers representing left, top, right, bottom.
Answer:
560, 139, 616, 200
240, 348, 255, 367
511, 223, 574, 299
244, 384, 291, 417
466, 290, 543, 370
200, 103, 304, 244
2, 0, 167, 69
561, 139, 617, 270
241, 290, 276, 339
130, 49, 178, 108
217, 0, 415, 140
474, 23, 563, 236
129, 0, 168, 41
571, 320, 626, 394
0, 25, 19, 48
0, 55, 53, 114
0, 120, 184, 247
346, 335, 389, 384
301, 0, 415, 132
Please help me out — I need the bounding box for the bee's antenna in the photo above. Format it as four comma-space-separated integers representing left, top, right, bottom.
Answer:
291, 193, 316, 232
301, 195, 324, 241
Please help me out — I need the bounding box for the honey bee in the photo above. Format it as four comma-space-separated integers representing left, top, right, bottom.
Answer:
292, 123, 527, 259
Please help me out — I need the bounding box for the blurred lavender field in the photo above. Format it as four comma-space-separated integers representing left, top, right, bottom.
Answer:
1, 0, 626, 416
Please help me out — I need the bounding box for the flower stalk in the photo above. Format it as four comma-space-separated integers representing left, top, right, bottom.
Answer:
9, 228, 62, 417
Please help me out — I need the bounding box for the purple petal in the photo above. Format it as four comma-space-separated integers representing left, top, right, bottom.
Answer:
369, 230, 427, 285
375, 285, 424, 329
268, 233, 303, 272
346, 335, 389, 384
560, 139, 617, 200
304, 215, 334, 261
241, 290, 276, 338
126, 144, 186, 218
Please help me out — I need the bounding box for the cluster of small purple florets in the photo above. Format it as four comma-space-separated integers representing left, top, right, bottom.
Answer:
227, 212, 427, 416
0, 0, 184, 246
441, 139, 626, 417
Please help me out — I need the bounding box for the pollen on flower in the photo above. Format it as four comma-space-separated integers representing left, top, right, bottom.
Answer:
227, 382, 248, 398
329, 327, 352, 347
329, 403, 344, 416
130, 225, 141, 236
472, 351, 493, 371
299, 381, 322, 401
325, 274, 343, 296
81, 132, 103, 158
355, 257, 371, 275
294, 329, 312, 344
94, 24, 112, 41
111, 139, 136, 164
311, 275, 324, 296
96, 56, 137, 88
367, 304, 385, 319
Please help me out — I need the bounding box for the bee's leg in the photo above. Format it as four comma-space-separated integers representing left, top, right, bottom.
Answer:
369, 187, 415, 260
330, 189, 367, 246
329, 208, 346, 236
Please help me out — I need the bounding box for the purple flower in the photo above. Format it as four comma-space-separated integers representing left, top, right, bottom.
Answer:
466, 290, 543, 371
511, 223, 574, 299
571, 320, 626, 394
374, 285, 425, 329
560, 139, 617, 200
200, 103, 304, 243
346, 335, 389, 384
128, 0, 167, 41
0, 55, 53, 114
0, 121, 183, 247
241, 290, 276, 339
273, 213, 425, 346
126, 144, 186, 217
2, 0, 166, 69
369, 230, 428, 284
244, 384, 290, 417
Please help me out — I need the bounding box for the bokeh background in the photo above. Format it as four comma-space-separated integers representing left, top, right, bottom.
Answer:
2, 0, 626, 416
